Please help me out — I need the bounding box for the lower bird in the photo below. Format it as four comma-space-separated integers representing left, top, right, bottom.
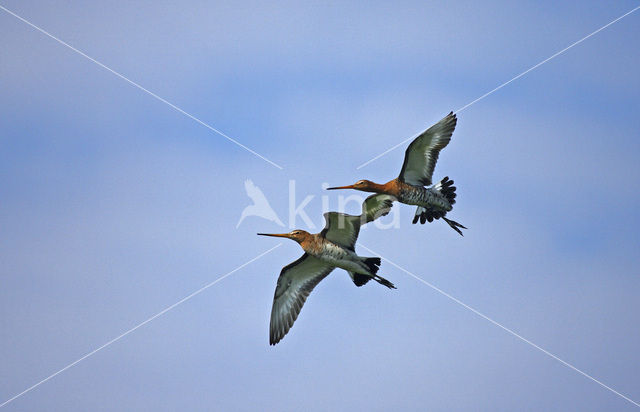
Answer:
258, 194, 396, 345
327, 112, 466, 235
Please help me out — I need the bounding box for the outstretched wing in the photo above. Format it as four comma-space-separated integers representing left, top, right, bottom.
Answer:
270, 254, 335, 345
321, 212, 361, 251
361, 194, 395, 223
398, 112, 457, 186
321, 196, 395, 249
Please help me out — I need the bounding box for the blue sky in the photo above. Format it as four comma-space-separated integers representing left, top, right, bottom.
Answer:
1, 1, 639, 410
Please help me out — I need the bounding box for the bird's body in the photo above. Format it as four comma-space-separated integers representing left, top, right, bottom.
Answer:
300, 235, 379, 276
258, 194, 396, 345
365, 178, 453, 211
328, 112, 466, 235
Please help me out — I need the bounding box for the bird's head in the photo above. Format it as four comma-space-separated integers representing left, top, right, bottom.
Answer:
327, 179, 377, 192
257, 229, 310, 243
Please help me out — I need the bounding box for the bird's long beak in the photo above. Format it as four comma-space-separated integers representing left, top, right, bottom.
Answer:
326, 185, 355, 190
257, 233, 290, 238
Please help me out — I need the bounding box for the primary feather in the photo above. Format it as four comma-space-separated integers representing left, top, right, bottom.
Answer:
398, 112, 457, 186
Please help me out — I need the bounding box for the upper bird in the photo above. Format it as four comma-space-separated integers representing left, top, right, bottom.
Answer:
258, 194, 396, 345
327, 112, 466, 235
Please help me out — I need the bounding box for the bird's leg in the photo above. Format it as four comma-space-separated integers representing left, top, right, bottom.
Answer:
370, 274, 396, 289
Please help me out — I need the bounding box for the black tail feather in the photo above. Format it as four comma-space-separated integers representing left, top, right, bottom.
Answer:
354, 258, 395, 289
363, 257, 381, 275
439, 176, 457, 205
351, 272, 396, 289
413, 208, 443, 225
351, 272, 372, 287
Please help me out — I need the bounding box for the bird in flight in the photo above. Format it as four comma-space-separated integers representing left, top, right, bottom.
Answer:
258, 194, 396, 345
327, 112, 466, 235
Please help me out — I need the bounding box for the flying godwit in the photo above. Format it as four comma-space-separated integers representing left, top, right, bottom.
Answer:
327, 112, 466, 235
258, 194, 396, 345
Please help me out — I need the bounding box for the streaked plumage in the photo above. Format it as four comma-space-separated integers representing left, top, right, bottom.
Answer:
328, 112, 466, 235
258, 194, 395, 345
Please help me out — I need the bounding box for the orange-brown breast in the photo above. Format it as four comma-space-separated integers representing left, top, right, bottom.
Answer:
381, 179, 402, 197
299, 233, 324, 255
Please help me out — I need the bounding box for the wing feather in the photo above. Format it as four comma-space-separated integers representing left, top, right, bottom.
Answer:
398, 112, 457, 186
361, 194, 395, 223
321, 212, 361, 251
270, 254, 335, 345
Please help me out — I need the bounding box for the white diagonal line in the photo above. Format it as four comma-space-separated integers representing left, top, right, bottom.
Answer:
355, 134, 416, 170
359, 243, 640, 409
356, 5, 640, 170
453, 5, 640, 114
0, 244, 281, 409
0, 4, 283, 170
